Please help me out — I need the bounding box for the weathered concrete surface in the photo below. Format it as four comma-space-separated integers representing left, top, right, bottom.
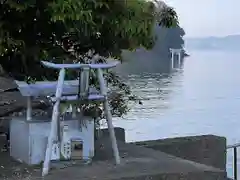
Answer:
43, 139, 226, 180
0, 136, 227, 180
100, 127, 126, 142
134, 135, 227, 170
100, 128, 226, 170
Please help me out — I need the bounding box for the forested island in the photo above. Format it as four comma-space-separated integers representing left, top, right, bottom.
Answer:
116, 25, 186, 74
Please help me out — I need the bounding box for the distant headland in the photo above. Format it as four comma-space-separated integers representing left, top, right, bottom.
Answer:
185, 34, 240, 50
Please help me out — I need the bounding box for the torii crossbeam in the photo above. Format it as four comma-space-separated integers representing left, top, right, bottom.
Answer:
41, 59, 121, 176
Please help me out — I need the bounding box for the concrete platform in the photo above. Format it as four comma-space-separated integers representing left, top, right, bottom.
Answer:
0, 136, 227, 180
42, 139, 226, 180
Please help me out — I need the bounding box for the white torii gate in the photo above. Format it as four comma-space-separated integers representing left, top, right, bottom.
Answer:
40, 59, 121, 176
169, 48, 182, 69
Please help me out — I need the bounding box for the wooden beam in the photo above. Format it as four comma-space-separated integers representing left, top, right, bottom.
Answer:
42, 68, 66, 176
97, 68, 120, 165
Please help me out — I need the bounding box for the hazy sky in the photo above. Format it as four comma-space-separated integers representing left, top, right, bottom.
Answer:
163, 0, 240, 37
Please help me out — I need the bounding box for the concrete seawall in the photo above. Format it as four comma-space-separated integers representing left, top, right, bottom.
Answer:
134, 135, 227, 170
101, 127, 227, 170
0, 127, 227, 179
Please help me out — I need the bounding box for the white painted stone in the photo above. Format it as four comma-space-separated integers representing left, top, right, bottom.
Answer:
41, 60, 119, 70
10, 115, 94, 165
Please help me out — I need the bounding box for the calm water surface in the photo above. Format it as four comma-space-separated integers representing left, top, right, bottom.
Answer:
112, 50, 240, 177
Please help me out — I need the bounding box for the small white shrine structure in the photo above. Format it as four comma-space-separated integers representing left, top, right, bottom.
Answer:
169, 48, 182, 69
10, 58, 121, 176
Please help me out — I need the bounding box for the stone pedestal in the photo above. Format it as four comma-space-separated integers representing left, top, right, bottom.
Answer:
10, 115, 94, 165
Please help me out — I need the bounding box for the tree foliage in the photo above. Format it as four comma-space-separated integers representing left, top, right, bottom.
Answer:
153, 25, 185, 55
0, 0, 178, 117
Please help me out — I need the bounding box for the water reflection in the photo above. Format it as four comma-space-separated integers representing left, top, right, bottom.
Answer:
112, 50, 240, 178
112, 52, 185, 141
116, 50, 184, 75
113, 50, 240, 143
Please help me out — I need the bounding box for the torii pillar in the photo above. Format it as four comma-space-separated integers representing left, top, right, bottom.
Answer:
169, 48, 182, 69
